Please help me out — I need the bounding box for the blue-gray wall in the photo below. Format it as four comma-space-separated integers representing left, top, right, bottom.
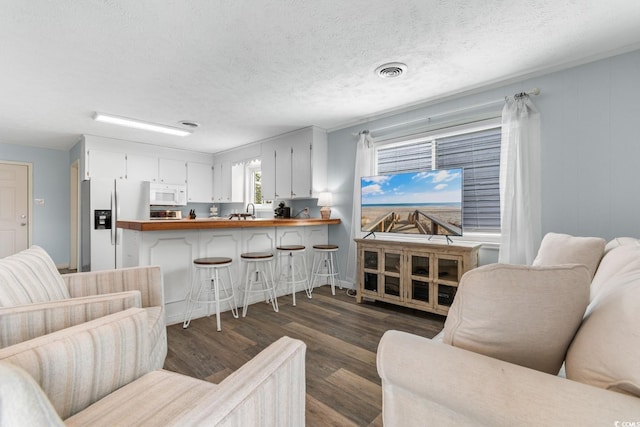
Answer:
328, 49, 640, 278
0, 143, 70, 264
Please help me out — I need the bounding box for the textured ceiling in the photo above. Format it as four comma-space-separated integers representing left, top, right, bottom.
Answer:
2, 0, 640, 153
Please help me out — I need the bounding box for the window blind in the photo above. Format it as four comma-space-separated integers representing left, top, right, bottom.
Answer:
374, 126, 501, 232
436, 127, 501, 231
377, 141, 432, 174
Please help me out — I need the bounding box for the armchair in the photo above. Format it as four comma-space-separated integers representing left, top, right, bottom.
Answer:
0, 245, 166, 369
377, 330, 640, 426
0, 308, 306, 425
377, 234, 640, 425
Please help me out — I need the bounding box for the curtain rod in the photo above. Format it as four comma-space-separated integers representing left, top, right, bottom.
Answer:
359, 88, 541, 136
510, 87, 541, 100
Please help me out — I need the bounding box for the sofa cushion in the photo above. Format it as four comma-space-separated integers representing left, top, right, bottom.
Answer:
590, 239, 640, 303
532, 232, 606, 279
64, 370, 217, 426
604, 236, 640, 253
443, 263, 591, 375
0, 362, 65, 426
0, 308, 150, 420
0, 246, 70, 307
565, 271, 640, 397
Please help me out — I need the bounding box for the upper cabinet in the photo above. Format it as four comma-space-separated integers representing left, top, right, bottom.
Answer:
126, 154, 159, 182
275, 143, 292, 199
212, 159, 228, 202
85, 149, 127, 180
261, 140, 277, 200
212, 159, 244, 203
85, 152, 185, 184
80, 130, 329, 205
230, 163, 244, 203
158, 158, 187, 184
260, 127, 327, 200
187, 162, 214, 203
291, 140, 312, 199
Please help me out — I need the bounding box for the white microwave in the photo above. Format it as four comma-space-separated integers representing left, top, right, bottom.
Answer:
149, 183, 187, 206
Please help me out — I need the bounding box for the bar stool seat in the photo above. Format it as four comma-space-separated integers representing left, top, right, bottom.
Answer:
183, 256, 238, 331
277, 245, 305, 251
240, 252, 278, 316
310, 244, 341, 295
276, 245, 311, 306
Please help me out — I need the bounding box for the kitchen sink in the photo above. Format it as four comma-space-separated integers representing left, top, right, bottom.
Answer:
228, 213, 255, 220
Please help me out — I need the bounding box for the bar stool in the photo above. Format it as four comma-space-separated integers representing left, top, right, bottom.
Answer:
240, 252, 279, 317
183, 257, 238, 331
310, 244, 341, 295
276, 245, 312, 306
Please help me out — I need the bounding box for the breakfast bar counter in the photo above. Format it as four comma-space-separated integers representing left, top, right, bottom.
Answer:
117, 217, 340, 231
117, 217, 341, 325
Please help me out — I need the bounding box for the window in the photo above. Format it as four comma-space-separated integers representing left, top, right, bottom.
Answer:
375, 120, 501, 233
245, 160, 272, 208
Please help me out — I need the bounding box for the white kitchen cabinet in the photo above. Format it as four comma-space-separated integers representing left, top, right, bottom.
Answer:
212, 160, 232, 202
291, 141, 312, 198
127, 154, 159, 182
86, 149, 126, 180
230, 163, 244, 203
260, 126, 327, 200
159, 158, 186, 184
275, 143, 292, 199
213, 160, 244, 203
261, 140, 277, 200
212, 161, 222, 202
187, 162, 214, 203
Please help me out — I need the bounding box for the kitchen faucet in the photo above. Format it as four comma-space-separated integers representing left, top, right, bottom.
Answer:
246, 203, 255, 218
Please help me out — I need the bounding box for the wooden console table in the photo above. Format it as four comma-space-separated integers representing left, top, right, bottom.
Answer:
355, 238, 480, 316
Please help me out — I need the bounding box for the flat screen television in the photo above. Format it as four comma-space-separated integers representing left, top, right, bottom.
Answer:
361, 168, 463, 237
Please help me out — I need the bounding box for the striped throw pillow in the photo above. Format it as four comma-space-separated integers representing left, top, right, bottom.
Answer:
0, 246, 70, 307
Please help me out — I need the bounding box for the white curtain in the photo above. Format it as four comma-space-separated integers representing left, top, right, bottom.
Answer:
499, 95, 541, 264
346, 132, 375, 284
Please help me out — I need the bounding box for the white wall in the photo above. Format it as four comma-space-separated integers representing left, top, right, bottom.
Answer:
327, 49, 640, 280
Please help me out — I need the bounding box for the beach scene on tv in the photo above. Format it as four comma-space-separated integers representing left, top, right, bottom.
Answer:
361, 169, 463, 236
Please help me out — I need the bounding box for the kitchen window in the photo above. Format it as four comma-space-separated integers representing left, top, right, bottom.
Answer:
375, 118, 501, 235
245, 160, 272, 209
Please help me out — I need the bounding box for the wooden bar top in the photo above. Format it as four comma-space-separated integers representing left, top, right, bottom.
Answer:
117, 217, 341, 231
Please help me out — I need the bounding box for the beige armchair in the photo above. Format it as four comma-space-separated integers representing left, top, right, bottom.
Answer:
377, 234, 640, 425
0, 308, 306, 426
377, 330, 640, 426
0, 245, 166, 369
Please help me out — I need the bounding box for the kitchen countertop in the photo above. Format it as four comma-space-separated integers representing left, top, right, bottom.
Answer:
117, 217, 341, 231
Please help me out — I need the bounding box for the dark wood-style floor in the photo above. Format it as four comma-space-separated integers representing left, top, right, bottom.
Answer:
163, 286, 445, 426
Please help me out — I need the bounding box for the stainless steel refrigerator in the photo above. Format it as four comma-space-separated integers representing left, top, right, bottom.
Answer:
80, 179, 150, 271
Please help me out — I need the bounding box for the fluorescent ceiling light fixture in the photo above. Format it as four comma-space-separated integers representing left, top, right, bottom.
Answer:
93, 112, 192, 137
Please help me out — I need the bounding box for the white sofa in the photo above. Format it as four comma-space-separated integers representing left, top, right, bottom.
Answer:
377, 234, 640, 425
0, 308, 306, 425
0, 245, 167, 370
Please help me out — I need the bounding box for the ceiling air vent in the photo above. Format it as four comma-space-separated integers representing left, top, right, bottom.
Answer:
375, 62, 407, 79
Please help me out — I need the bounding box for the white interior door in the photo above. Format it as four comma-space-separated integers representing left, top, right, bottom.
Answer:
0, 162, 29, 257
